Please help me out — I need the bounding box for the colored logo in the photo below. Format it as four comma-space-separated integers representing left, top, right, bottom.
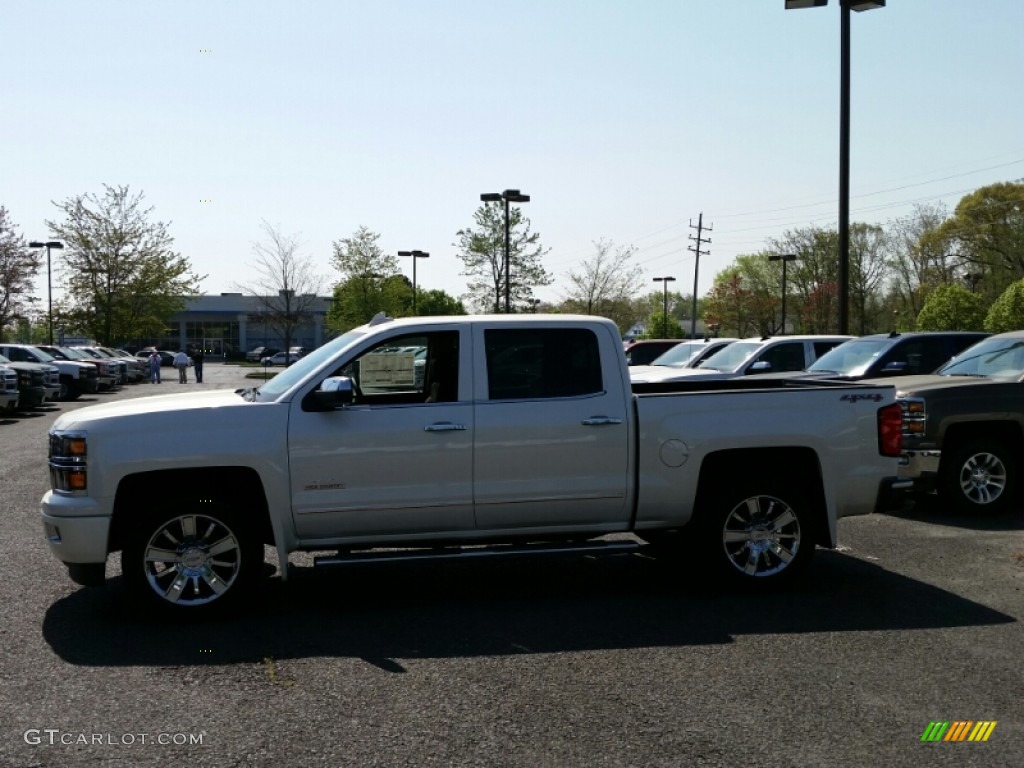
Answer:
921, 721, 997, 742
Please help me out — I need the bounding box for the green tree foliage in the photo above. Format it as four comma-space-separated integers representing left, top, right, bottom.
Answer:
46, 185, 202, 345
327, 274, 412, 331
328, 226, 409, 330
704, 270, 767, 337
455, 203, 552, 313
331, 226, 400, 283
985, 278, 1024, 333
414, 288, 466, 316
0, 207, 41, 342
915, 284, 986, 331
933, 181, 1024, 297
768, 227, 839, 333
237, 220, 324, 356
561, 239, 645, 333
642, 310, 683, 339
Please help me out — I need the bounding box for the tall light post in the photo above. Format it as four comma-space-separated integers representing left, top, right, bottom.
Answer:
480, 189, 530, 313
28, 240, 64, 344
785, 0, 884, 334
398, 250, 429, 313
653, 276, 676, 337
768, 253, 798, 334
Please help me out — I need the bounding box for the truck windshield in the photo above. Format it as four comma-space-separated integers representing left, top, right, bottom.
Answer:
649, 342, 704, 367
698, 341, 760, 372
807, 339, 887, 376
254, 330, 365, 399
936, 338, 1024, 379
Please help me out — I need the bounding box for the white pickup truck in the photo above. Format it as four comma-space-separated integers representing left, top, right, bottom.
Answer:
41, 315, 905, 616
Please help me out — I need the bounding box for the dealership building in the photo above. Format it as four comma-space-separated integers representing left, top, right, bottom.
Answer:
150, 293, 335, 357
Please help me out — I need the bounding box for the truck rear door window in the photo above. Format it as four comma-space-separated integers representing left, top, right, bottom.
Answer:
485, 328, 602, 400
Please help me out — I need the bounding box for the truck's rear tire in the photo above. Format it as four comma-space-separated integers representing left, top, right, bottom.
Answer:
939, 439, 1018, 515
697, 481, 815, 588
123, 500, 262, 617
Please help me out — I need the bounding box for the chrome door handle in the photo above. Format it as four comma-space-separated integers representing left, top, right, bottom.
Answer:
424, 422, 467, 432
581, 417, 623, 426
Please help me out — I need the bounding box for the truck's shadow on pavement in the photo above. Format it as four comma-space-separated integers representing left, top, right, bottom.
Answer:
888, 495, 1024, 531
42, 549, 1015, 671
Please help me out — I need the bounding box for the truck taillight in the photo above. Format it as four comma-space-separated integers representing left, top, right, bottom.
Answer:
878, 403, 903, 457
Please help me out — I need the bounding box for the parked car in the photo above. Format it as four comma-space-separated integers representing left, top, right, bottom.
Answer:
260, 351, 298, 366
623, 339, 685, 366
0, 352, 59, 409
800, 331, 990, 380
871, 330, 1024, 515
0, 364, 19, 412
75, 347, 129, 385
631, 335, 852, 383
246, 346, 278, 362
628, 338, 739, 380
50, 346, 119, 391
0, 343, 99, 401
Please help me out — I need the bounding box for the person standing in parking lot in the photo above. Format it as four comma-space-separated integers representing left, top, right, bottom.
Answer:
148, 349, 162, 383
173, 349, 189, 383
191, 346, 204, 383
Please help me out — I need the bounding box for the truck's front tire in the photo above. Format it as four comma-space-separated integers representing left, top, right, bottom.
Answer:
58, 375, 81, 401
123, 502, 262, 616
698, 482, 815, 588
939, 439, 1018, 515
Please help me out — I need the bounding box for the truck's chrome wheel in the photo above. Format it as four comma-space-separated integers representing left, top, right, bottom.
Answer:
721, 494, 801, 578
141, 514, 242, 606
957, 451, 1007, 506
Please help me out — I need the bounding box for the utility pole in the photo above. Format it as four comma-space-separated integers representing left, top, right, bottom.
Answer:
687, 213, 712, 339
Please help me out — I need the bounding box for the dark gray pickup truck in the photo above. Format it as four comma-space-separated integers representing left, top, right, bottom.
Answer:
875, 330, 1024, 514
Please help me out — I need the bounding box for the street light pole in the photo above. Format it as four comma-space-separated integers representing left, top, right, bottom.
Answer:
481, 189, 530, 313
28, 240, 64, 344
398, 250, 429, 313
653, 277, 676, 337
785, 0, 884, 334
768, 253, 798, 334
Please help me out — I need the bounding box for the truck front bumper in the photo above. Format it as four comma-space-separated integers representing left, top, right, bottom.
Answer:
40, 491, 110, 566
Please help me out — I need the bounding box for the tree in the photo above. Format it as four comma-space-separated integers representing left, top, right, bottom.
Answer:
331, 225, 400, 283
642, 310, 683, 339
915, 284, 986, 331
705, 270, 764, 337
236, 220, 324, 357
327, 226, 409, 330
768, 227, 839, 334
414, 288, 466, 316
985, 279, 1024, 333
561, 239, 645, 333
327, 274, 411, 331
0, 207, 41, 342
886, 203, 954, 327
934, 181, 1024, 296
848, 222, 890, 334
45, 185, 202, 345
455, 202, 552, 313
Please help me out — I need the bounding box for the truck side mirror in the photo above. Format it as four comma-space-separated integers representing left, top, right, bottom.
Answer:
306, 376, 355, 411
748, 361, 772, 373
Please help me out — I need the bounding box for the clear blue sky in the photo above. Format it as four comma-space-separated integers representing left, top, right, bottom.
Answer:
5, 0, 1023, 307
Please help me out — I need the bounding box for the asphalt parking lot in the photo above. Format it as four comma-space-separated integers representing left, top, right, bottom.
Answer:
1, 364, 1022, 767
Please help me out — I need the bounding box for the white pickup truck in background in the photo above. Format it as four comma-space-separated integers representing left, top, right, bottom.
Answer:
41, 315, 905, 617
